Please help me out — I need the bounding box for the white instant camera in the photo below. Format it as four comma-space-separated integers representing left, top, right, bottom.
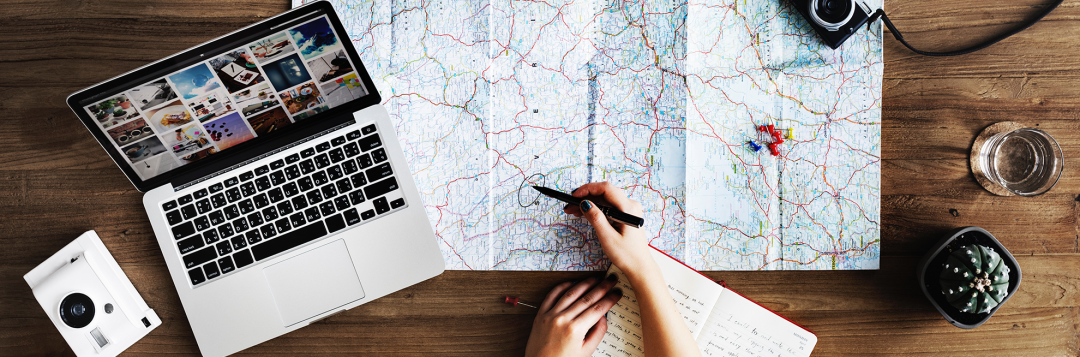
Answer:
24, 231, 161, 357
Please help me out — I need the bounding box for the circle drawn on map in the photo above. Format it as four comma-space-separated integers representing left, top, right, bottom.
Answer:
517, 173, 546, 208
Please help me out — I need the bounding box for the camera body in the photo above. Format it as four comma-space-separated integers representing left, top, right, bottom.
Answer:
790, 0, 875, 49
24, 231, 161, 357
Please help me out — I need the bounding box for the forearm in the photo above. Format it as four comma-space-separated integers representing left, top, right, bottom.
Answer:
624, 262, 702, 357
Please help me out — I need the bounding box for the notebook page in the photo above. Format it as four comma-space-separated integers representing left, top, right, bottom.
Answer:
697, 290, 816, 357
592, 248, 726, 357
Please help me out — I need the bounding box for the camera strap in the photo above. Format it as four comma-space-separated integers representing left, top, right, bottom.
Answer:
868, 0, 1064, 56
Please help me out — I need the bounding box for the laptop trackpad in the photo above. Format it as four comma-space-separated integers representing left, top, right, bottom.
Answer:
262, 239, 365, 327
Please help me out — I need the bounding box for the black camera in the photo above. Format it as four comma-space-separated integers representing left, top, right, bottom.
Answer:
790, 0, 874, 49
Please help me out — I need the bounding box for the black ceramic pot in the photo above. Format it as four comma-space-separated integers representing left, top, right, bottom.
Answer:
916, 226, 1021, 329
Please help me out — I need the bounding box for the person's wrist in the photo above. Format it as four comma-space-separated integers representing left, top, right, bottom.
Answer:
618, 253, 660, 284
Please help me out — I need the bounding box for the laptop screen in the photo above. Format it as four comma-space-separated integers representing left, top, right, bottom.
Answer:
70, 3, 377, 191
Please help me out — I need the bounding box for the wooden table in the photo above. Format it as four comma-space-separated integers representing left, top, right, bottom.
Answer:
3, 0, 1078, 355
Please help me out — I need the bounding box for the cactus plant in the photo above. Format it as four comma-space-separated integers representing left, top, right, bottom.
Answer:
938, 244, 1011, 314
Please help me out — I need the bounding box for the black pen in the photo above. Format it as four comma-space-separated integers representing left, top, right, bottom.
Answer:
532, 186, 645, 228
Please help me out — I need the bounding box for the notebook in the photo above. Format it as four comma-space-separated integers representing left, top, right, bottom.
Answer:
593, 247, 817, 357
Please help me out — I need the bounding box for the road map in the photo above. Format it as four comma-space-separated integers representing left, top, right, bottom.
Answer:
294, 0, 882, 270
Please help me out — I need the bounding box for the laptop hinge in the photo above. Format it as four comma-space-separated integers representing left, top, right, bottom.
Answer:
173, 121, 354, 192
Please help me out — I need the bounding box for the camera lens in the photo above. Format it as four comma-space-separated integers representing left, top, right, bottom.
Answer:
59, 293, 95, 328
810, 0, 854, 30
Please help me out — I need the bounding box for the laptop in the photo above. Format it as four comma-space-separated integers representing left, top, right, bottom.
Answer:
65, 2, 445, 355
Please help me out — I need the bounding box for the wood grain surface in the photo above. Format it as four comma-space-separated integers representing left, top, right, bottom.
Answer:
3, 0, 1080, 355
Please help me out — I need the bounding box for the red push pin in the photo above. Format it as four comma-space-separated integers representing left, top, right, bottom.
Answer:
767, 142, 780, 156
504, 296, 538, 309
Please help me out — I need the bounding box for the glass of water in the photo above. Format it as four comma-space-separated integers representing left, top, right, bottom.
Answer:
979, 128, 1063, 196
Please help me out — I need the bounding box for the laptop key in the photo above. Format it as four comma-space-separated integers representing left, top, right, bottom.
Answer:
361, 124, 376, 135
373, 197, 390, 214
285, 165, 302, 180
336, 178, 352, 194
254, 165, 270, 176
245, 229, 262, 245
260, 224, 277, 239
283, 182, 300, 197
224, 205, 241, 220
357, 153, 373, 168
189, 268, 206, 285
361, 209, 376, 220
196, 199, 212, 214
270, 171, 286, 186
238, 199, 255, 214
193, 188, 208, 199
372, 148, 388, 163
181, 204, 197, 220
209, 183, 224, 193
325, 214, 346, 233
390, 198, 406, 209
277, 200, 294, 215
306, 190, 323, 204
162, 200, 178, 211
172, 224, 196, 240
211, 193, 227, 208
321, 184, 337, 200
216, 241, 233, 256
275, 218, 292, 233
226, 188, 242, 202
251, 221, 328, 261
255, 176, 271, 191
365, 163, 393, 183
224, 177, 240, 187
329, 148, 346, 163
343, 208, 361, 225
319, 201, 336, 216
327, 165, 344, 181
300, 147, 316, 158
177, 235, 204, 255
350, 173, 367, 188
194, 217, 211, 231
268, 187, 284, 203
240, 182, 257, 197
183, 246, 217, 269
253, 193, 269, 208
263, 206, 279, 221
209, 210, 225, 225
300, 159, 316, 174
289, 212, 306, 228
298, 177, 315, 191
177, 194, 193, 205
218, 223, 235, 238
239, 171, 254, 181
304, 207, 321, 222
314, 153, 331, 169
358, 134, 382, 152
291, 195, 309, 210
343, 142, 360, 157
349, 190, 366, 205
231, 236, 247, 251
204, 262, 221, 280
233, 249, 254, 268
285, 153, 301, 164
316, 142, 332, 152
334, 196, 351, 211
347, 130, 362, 140
342, 159, 359, 175
331, 136, 347, 146
270, 159, 285, 170
203, 229, 219, 244
312, 171, 329, 186
166, 210, 183, 225
218, 256, 235, 274
233, 218, 249, 233
248, 212, 264, 227
364, 177, 399, 200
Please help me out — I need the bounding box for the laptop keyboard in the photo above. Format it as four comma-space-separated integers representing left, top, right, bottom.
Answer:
160, 123, 406, 287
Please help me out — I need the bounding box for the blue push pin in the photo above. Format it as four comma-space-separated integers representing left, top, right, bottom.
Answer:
747, 141, 762, 152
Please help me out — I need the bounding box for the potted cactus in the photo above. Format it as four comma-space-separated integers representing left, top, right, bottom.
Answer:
917, 226, 1021, 329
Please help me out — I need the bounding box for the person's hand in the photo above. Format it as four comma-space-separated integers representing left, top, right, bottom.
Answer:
524, 276, 623, 357
563, 182, 652, 276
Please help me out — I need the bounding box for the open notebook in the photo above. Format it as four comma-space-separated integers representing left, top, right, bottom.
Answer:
593, 247, 817, 357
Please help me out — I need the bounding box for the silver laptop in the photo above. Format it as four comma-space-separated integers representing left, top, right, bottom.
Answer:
66, 2, 444, 355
